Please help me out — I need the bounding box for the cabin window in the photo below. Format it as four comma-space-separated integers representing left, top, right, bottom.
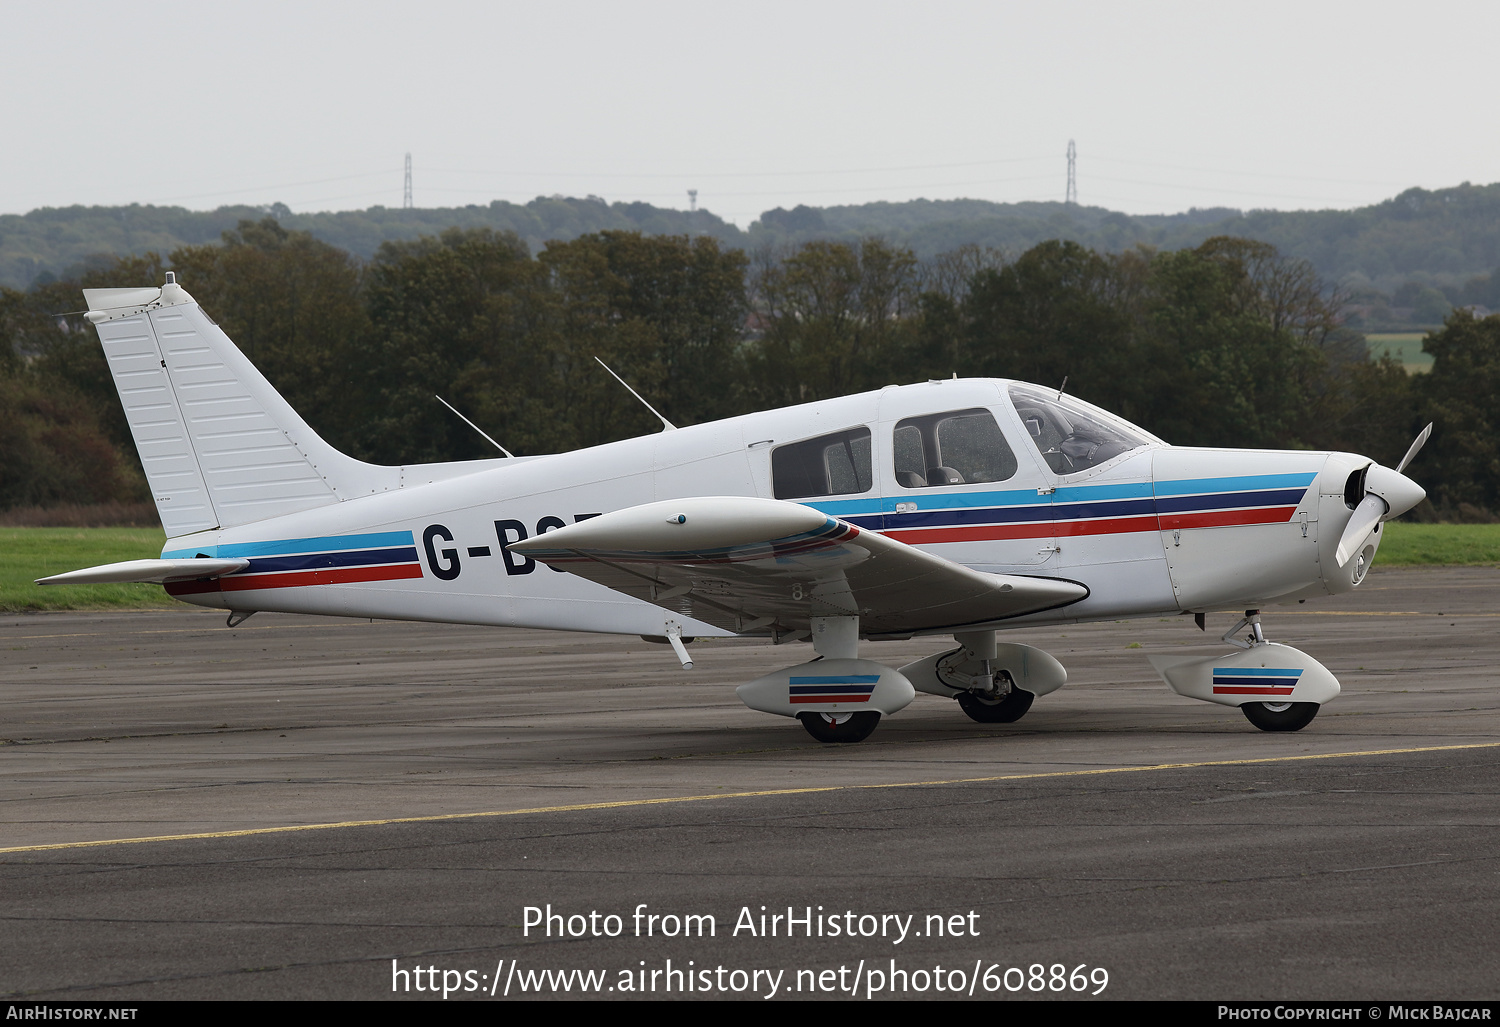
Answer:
772, 427, 873, 499
893, 408, 1017, 488
1008, 383, 1150, 475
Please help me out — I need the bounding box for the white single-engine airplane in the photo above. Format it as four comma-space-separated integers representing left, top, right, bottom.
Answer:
40, 275, 1431, 743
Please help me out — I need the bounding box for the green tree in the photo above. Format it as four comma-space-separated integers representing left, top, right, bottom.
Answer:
1419, 312, 1500, 514
1130, 243, 1323, 447
169, 218, 368, 446
531, 231, 750, 443
749, 238, 920, 406
959, 240, 1129, 407
356, 228, 539, 462
0, 282, 148, 508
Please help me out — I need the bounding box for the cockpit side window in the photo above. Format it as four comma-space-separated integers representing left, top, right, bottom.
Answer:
772, 427, 873, 499
1008, 384, 1151, 475
893, 408, 1017, 489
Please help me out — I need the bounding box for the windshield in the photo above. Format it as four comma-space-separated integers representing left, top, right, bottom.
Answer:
1008, 384, 1153, 475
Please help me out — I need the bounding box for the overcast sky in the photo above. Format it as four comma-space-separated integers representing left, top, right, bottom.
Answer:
4, 1, 1496, 226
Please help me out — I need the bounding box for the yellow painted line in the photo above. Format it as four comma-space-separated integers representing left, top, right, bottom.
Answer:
2, 622, 377, 641
4, 741, 1498, 856
1283, 611, 1500, 617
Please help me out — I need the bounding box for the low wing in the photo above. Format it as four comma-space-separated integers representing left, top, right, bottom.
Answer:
508, 496, 1086, 637
36, 558, 250, 586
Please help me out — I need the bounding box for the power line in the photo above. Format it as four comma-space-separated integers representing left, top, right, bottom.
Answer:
421, 154, 1057, 181
1066, 140, 1077, 205
414, 172, 1060, 201
147, 171, 392, 205
1087, 153, 1413, 189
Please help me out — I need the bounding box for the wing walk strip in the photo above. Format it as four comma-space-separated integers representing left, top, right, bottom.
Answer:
5, 741, 1495, 855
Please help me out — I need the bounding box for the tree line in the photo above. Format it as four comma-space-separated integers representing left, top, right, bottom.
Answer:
11, 184, 1500, 309
1, 219, 1495, 519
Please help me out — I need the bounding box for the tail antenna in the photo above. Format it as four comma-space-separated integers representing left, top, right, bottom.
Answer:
434, 395, 514, 457
594, 357, 677, 431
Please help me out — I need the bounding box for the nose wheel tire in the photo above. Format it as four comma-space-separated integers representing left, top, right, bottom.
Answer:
798, 711, 880, 743
1240, 700, 1320, 732
956, 688, 1035, 724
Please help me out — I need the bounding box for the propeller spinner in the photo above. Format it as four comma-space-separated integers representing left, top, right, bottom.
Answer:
1334, 424, 1432, 568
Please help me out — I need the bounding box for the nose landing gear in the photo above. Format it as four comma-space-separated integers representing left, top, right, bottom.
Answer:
1150, 610, 1340, 733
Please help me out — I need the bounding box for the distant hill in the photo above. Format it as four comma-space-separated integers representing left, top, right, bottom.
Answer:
743, 184, 1500, 294
0, 197, 741, 290
5, 182, 1500, 302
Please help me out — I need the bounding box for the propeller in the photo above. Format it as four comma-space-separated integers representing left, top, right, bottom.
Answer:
1334, 424, 1432, 568
1396, 422, 1432, 475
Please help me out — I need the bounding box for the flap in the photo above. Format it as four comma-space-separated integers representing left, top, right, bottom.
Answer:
508, 496, 1086, 637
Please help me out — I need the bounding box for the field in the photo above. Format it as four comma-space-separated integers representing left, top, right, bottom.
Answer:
1375, 521, 1500, 565
1365, 332, 1434, 373
1, 527, 171, 612
2, 522, 1495, 614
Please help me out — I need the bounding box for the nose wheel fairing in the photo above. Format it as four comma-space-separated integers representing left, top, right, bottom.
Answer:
1148, 642, 1341, 709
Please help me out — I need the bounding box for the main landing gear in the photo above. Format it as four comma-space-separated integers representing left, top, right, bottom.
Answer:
900, 630, 1069, 728
956, 687, 1035, 724
735, 616, 916, 745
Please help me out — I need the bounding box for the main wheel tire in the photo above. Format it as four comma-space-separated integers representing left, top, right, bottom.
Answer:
798, 711, 880, 743
956, 688, 1035, 724
1240, 700, 1320, 732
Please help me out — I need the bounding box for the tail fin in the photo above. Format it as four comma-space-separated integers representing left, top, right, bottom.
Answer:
85, 274, 398, 537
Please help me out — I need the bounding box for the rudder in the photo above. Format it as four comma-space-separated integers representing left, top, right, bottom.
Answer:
85, 274, 397, 536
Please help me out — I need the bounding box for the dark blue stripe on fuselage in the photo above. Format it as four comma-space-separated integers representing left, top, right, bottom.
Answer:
244, 547, 420, 574
848, 487, 1307, 532
1154, 489, 1307, 514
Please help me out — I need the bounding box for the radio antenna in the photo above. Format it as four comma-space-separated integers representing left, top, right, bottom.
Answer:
594, 357, 677, 431
435, 395, 514, 457
1057, 375, 1069, 400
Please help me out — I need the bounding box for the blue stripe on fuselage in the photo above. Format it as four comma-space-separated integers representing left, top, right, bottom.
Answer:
807, 473, 1314, 532
163, 530, 417, 560
1153, 472, 1317, 496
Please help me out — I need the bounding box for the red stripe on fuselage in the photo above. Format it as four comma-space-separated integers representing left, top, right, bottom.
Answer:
1212, 686, 1297, 695
789, 694, 873, 704
1159, 506, 1298, 530
164, 563, 423, 596
886, 514, 1157, 545
885, 506, 1297, 545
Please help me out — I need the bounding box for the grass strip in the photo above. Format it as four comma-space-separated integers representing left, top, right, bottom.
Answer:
1378, 521, 1500, 566
1, 527, 171, 612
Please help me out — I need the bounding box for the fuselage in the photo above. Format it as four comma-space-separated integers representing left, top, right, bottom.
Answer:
158, 377, 1381, 638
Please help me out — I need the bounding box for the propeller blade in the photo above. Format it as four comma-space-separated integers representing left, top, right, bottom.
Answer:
1335, 493, 1387, 567
1396, 423, 1433, 474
